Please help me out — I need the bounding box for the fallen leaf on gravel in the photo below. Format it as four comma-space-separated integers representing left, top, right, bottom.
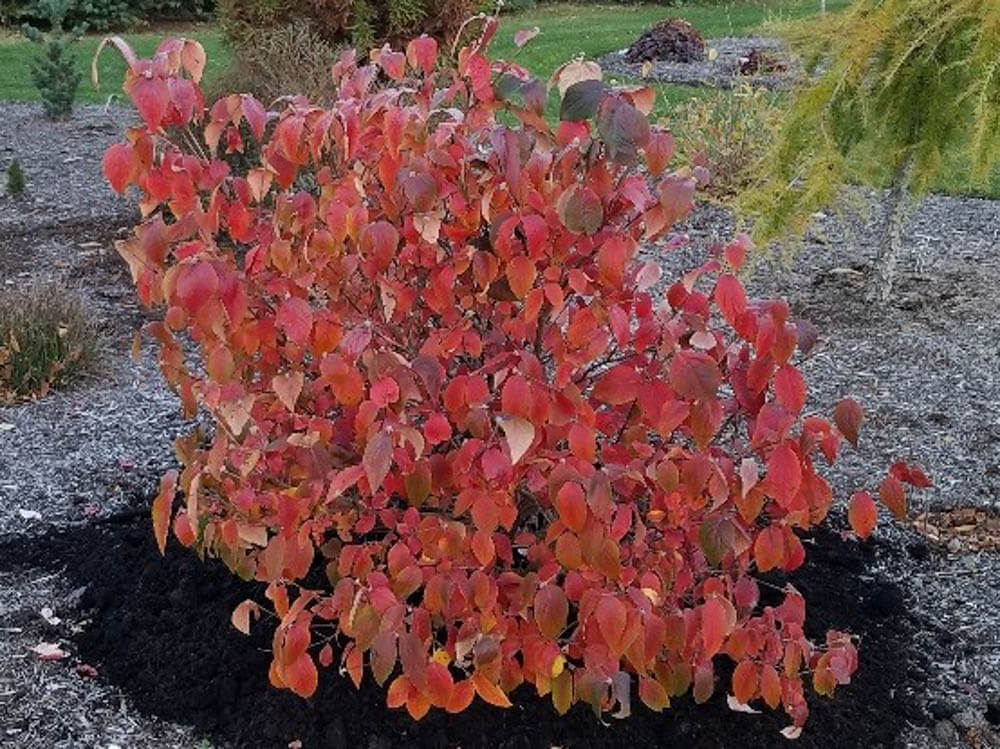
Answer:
39, 607, 61, 626
0, 422, 14, 431
17, 509, 42, 520
76, 663, 99, 678
31, 642, 68, 660
780, 726, 803, 740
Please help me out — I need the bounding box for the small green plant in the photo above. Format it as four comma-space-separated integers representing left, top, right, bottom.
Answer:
23, 0, 83, 119
671, 84, 780, 202
0, 283, 97, 401
6, 159, 26, 197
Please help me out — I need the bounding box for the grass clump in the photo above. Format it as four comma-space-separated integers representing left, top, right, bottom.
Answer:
0, 283, 98, 401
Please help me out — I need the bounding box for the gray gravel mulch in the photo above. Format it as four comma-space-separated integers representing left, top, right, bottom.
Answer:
2, 100, 1000, 747
599, 37, 802, 89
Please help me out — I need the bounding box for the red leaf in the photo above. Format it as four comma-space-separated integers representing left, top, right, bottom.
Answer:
766, 444, 802, 507
555, 482, 588, 533
363, 430, 393, 492
700, 597, 727, 657
644, 131, 674, 177
560, 186, 603, 235
595, 596, 627, 653
847, 492, 877, 539
714, 275, 746, 327
598, 236, 629, 289
130, 76, 169, 129
669, 350, 722, 401
103, 143, 135, 194
568, 422, 596, 462
593, 364, 641, 405
889, 461, 932, 488
878, 475, 907, 519
774, 365, 807, 414
276, 297, 313, 346
534, 584, 569, 639
406, 35, 438, 75
833, 398, 863, 447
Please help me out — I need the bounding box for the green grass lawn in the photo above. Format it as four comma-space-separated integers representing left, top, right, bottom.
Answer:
0, 1, 993, 197
0, 2, 848, 104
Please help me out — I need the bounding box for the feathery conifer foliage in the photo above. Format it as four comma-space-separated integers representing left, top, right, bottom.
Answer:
743, 0, 1000, 300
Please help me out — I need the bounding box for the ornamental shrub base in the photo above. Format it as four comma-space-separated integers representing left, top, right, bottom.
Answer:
0, 512, 924, 748
98, 26, 923, 734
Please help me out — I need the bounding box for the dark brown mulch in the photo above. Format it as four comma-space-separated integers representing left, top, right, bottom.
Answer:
0, 512, 928, 749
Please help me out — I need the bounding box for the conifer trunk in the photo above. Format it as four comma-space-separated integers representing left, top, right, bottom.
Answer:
867, 153, 915, 304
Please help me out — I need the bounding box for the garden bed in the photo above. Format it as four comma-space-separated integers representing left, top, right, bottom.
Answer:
599, 37, 801, 89
2, 100, 1000, 748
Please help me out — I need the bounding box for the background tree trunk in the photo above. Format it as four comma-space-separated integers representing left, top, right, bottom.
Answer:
866, 153, 915, 304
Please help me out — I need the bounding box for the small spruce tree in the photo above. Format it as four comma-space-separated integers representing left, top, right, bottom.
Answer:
23, 0, 82, 120
743, 0, 1000, 302
6, 159, 26, 197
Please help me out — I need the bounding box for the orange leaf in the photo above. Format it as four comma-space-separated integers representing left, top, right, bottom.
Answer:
151, 469, 177, 556
285, 653, 318, 698
506, 255, 537, 299
753, 525, 785, 572
446, 678, 476, 713
878, 476, 907, 519
534, 584, 569, 640
848, 491, 877, 539
638, 676, 669, 711
555, 482, 588, 533
760, 664, 782, 709
473, 673, 512, 708
731, 660, 758, 704
834, 397, 863, 447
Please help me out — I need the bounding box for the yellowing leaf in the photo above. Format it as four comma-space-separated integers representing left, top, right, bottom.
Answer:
498, 415, 535, 464
272, 372, 304, 412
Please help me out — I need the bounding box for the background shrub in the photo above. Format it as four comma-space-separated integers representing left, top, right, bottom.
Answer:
100, 30, 914, 730
207, 19, 342, 105
671, 84, 780, 201
0, 283, 97, 401
10, 0, 214, 31
217, 0, 478, 53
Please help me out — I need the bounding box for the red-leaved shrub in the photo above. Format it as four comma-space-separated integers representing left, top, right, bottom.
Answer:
99, 26, 925, 732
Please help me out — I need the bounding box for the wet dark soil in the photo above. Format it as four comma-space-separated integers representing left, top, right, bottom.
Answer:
0, 510, 928, 749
